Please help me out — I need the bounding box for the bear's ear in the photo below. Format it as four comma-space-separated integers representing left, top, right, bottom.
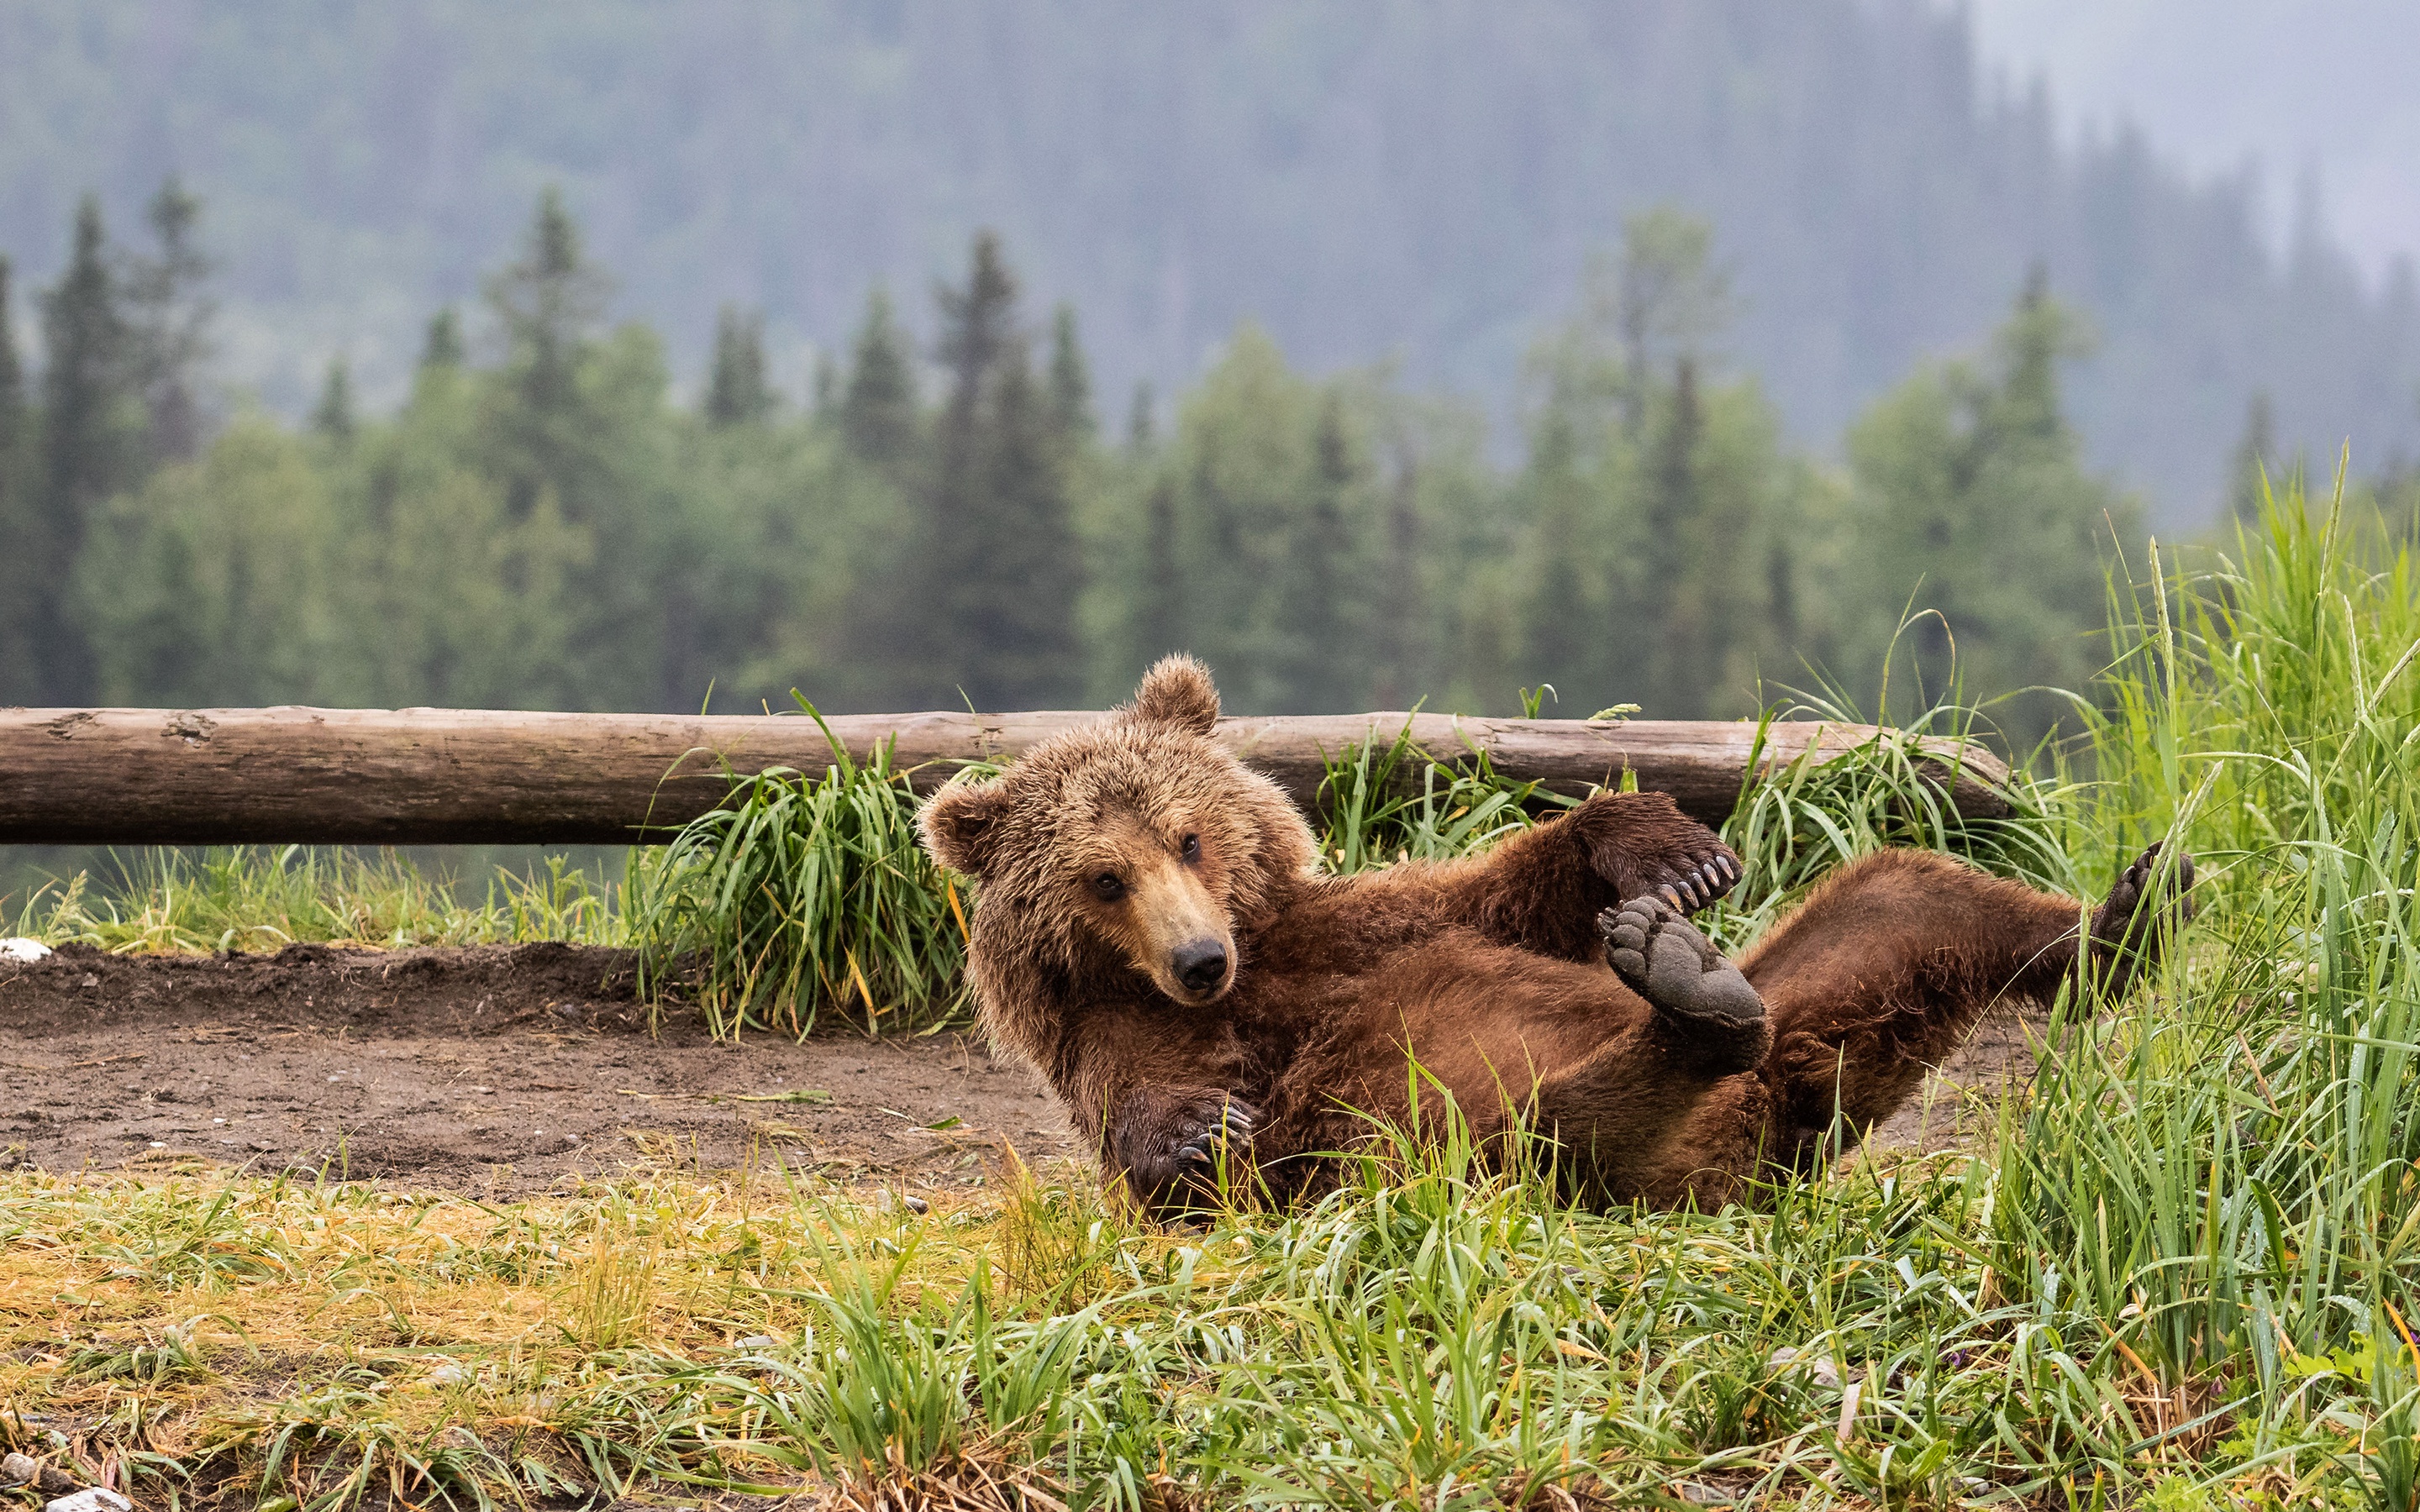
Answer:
919, 777, 1013, 878
1126, 654, 1221, 736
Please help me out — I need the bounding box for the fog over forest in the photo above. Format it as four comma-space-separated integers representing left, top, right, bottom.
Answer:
3, 0, 2416, 526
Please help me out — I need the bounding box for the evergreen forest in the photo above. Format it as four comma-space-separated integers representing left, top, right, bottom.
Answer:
5, 184, 2417, 746
4, 0, 2416, 525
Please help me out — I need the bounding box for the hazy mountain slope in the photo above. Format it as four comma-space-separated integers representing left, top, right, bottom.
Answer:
1, 0, 2412, 524
1968, 0, 2420, 282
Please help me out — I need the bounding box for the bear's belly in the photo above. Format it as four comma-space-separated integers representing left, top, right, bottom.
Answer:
1268, 933, 1649, 1137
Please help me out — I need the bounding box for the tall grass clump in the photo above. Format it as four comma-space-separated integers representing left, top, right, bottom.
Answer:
1981, 471, 2420, 1500
627, 702, 971, 1038
1709, 692, 2081, 947
1314, 717, 1574, 874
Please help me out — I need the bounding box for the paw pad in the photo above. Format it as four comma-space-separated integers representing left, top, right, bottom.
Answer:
1597, 898, 1765, 1026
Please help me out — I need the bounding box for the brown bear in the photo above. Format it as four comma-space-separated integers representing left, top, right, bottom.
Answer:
918, 655, 2191, 1214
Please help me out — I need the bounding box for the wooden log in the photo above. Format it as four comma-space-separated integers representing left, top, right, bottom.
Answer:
0, 706, 2012, 846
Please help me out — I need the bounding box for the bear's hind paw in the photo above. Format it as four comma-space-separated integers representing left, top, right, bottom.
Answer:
2087, 841, 2196, 995
1598, 896, 1765, 1027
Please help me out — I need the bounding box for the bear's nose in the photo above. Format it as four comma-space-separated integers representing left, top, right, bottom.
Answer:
1173, 938, 1229, 995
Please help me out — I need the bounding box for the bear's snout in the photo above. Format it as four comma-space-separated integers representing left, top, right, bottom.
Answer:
1172, 938, 1230, 995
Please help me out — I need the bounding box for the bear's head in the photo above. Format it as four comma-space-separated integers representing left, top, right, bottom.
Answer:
918, 655, 1317, 1005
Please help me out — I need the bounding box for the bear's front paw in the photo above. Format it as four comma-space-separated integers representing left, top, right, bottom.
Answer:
1599, 896, 1765, 1026
1108, 1088, 1258, 1208
1570, 791, 1744, 913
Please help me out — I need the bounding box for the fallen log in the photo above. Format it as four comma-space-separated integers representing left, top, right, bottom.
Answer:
0, 706, 2012, 845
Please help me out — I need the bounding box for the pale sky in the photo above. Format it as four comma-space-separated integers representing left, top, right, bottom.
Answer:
1965, 0, 2420, 282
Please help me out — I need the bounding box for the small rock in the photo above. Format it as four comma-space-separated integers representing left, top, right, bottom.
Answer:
901, 1193, 930, 1215
732, 1334, 780, 1349
78, 974, 100, 989
426, 1362, 471, 1388
0, 937, 52, 963
48, 1491, 132, 1512
0, 1453, 39, 1488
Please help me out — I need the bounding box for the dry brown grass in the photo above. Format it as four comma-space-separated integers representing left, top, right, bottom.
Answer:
0, 1161, 1118, 1512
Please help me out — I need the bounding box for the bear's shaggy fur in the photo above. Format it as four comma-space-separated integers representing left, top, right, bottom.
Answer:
920, 656, 2191, 1213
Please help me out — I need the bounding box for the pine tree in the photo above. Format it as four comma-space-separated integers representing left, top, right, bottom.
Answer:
1274, 393, 1359, 711
2229, 390, 2276, 524
840, 288, 917, 467
313, 357, 355, 443
1638, 356, 1706, 715
35, 197, 139, 702
123, 176, 214, 464
1122, 383, 1179, 671
420, 307, 465, 371
0, 255, 23, 481
1844, 274, 2122, 743
1048, 304, 1094, 444
1519, 407, 1593, 699
486, 187, 608, 517
1125, 381, 1156, 454
706, 304, 775, 426
0, 254, 30, 701
925, 232, 1081, 706
961, 354, 1085, 704
1988, 264, 2069, 455
1135, 474, 1182, 663
1372, 454, 1422, 708
810, 350, 838, 417
1612, 207, 1732, 438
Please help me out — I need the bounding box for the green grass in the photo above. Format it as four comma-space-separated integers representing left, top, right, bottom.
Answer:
8, 845, 625, 954
12, 473, 2420, 1505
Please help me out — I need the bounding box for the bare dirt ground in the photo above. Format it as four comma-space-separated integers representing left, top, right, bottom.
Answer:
0, 942, 1078, 1195
0, 941, 2036, 1195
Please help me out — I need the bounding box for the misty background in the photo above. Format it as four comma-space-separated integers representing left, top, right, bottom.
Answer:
3, 0, 2414, 522
1, 0, 2416, 743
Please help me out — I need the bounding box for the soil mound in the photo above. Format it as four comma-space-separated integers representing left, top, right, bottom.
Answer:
0, 942, 1075, 1193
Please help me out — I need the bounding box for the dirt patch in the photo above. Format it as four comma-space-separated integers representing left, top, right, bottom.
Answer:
0, 942, 1077, 1194
0, 941, 2035, 1197
1867, 1003, 2048, 1153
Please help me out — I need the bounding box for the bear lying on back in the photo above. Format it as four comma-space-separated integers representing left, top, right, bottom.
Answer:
918, 656, 2191, 1214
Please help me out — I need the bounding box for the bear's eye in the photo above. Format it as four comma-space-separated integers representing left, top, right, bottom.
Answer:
1180, 832, 1201, 862
1091, 872, 1126, 901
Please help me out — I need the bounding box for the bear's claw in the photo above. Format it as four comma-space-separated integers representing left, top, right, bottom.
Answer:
1173, 1097, 1256, 1168
1109, 1086, 1261, 1211
1598, 895, 1765, 1026
1655, 853, 1743, 913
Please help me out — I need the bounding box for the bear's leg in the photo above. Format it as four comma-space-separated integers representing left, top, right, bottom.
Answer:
1438, 790, 1745, 962
1526, 899, 1775, 1201
1734, 843, 2195, 1169
1618, 843, 2193, 1206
